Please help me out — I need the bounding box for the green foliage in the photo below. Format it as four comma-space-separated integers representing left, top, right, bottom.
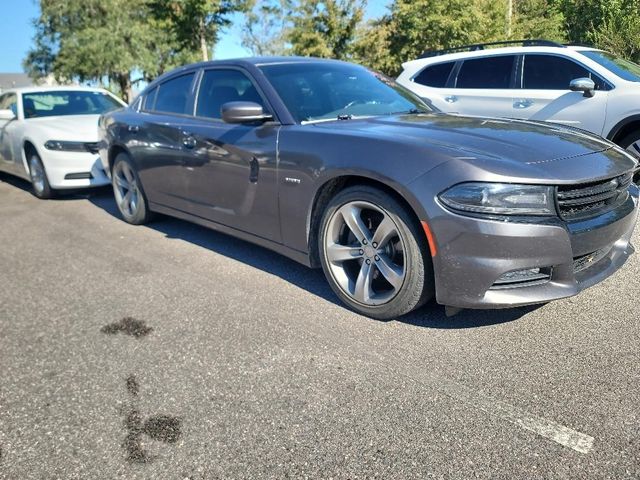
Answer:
24, 0, 247, 101
241, 0, 292, 56
287, 0, 365, 59
510, 0, 565, 42
559, 0, 640, 62
151, 0, 250, 61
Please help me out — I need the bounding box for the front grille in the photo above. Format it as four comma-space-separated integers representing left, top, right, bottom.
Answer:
557, 173, 632, 220
84, 142, 100, 154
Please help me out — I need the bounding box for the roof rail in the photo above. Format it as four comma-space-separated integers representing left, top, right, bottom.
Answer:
419, 39, 564, 59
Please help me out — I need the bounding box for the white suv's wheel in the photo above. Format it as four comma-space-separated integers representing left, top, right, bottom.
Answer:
619, 130, 640, 159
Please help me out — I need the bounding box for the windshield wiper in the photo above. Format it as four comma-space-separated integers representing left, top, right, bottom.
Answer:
390, 108, 423, 115
337, 114, 353, 120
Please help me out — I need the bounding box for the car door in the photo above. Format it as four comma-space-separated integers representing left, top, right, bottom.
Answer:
0, 93, 19, 173
436, 55, 518, 118
133, 72, 197, 213
178, 67, 281, 242
513, 54, 609, 135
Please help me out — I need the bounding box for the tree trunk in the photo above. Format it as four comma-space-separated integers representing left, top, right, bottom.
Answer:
505, 0, 513, 38
200, 18, 209, 61
116, 73, 132, 104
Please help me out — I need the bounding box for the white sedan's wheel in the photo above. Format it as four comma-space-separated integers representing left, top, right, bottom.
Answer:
28, 152, 54, 199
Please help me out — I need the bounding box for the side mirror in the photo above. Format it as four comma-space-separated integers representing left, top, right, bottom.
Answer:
221, 101, 273, 124
0, 109, 15, 121
570, 78, 596, 98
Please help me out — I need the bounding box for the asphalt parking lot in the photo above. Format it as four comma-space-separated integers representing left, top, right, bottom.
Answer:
0, 173, 639, 479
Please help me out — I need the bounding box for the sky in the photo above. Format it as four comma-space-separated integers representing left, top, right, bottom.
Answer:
0, 1, 391, 73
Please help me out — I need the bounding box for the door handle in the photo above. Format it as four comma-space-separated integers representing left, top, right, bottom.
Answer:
182, 133, 197, 149
514, 99, 533, 109
127, 125, 139, 133
444, 96, 458, 103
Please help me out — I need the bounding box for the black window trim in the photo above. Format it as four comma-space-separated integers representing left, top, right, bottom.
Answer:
452, 53, 520, 89
191, 65, 280, 124
519, 53, 615, 91
141, 70, 199, 118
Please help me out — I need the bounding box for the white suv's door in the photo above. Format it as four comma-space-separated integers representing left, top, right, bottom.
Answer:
405, 56, 518, 118
443, 55, 518, 118
512, 54, 609, 135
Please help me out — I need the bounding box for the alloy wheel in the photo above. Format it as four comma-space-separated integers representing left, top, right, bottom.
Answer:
324, 201, 407, 306
625, 140, 640, 158
113, 161, 139, 218
29, 155, 45, 194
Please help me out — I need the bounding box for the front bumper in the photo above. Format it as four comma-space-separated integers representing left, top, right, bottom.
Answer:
417, 183, 639, 309
42, 150, 110, 189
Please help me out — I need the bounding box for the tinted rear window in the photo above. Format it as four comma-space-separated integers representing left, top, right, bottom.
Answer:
414, 62, 455, 88
456, 56, 515, 89
153, 73, 195, 115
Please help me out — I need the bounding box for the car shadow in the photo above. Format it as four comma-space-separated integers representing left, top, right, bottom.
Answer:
84, 190, 540, 329
0, 171, 113, 200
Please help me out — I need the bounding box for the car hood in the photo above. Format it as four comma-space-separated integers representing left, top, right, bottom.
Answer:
26, 114, 101, 141
313, 113, 637, 183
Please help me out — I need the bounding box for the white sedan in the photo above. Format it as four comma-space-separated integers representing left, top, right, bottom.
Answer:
0, 86, 126, 198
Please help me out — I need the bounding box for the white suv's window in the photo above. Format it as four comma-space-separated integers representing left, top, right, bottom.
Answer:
522, 55, 607, 90
414, 62, 455, 88
456, 55, 516, 89
580, 51, 640, 83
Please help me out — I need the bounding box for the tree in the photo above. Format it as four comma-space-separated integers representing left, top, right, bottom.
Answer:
559, 0, 640, 62
287, 0, 365, 59
151, 0, 250, 61
510, 0, 565, 41
25, 0, 160, 101
242, 0, 292, 56
354, 0, 506, 77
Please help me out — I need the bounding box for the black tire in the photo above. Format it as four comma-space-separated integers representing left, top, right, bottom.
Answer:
318, 185, 434, 320
618, 130, 640, 158
111, 152, 153, 225
27, 151, 55, 199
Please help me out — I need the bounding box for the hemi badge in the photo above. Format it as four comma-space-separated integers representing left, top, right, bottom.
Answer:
285, 177, 301, 185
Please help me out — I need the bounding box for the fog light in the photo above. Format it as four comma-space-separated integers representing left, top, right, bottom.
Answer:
492, 267, 551, 288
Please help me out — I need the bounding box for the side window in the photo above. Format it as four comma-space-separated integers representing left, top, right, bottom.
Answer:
142, 86, 158, 111
196, 69, 266, 119
456, 55, 516, 89
153, 73, 195, 115
1, 94, 17, 115
523, 55, 606, 90
413, 62, 455, 88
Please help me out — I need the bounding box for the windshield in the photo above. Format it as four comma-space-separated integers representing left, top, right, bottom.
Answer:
581, 50, 640, 82
259, 62, 433, 124
22, 90, 123, 119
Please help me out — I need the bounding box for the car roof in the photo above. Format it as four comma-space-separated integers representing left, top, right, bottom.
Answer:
403, 45, 603, 68
1, 85, 112, 95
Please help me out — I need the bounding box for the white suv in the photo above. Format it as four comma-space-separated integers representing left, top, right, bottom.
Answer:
397, 40, 640, 157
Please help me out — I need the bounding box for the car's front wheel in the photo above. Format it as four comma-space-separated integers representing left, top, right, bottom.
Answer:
319, 186, 433, 319
112, 153, 153, 225
28, 152, 55, 199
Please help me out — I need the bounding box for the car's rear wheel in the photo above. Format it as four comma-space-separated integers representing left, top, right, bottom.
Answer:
112, 153, 152, 225
318, 186, 433, 319
28, 152, 55, 199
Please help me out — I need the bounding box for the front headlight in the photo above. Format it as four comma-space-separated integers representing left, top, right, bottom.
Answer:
44, 140, 88, 152
439, 182, 556, 216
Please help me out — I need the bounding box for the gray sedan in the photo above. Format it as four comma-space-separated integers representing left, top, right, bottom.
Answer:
99, 57, 639, 319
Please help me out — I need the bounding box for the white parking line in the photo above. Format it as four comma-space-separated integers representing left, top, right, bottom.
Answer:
439, 380, 595, 454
